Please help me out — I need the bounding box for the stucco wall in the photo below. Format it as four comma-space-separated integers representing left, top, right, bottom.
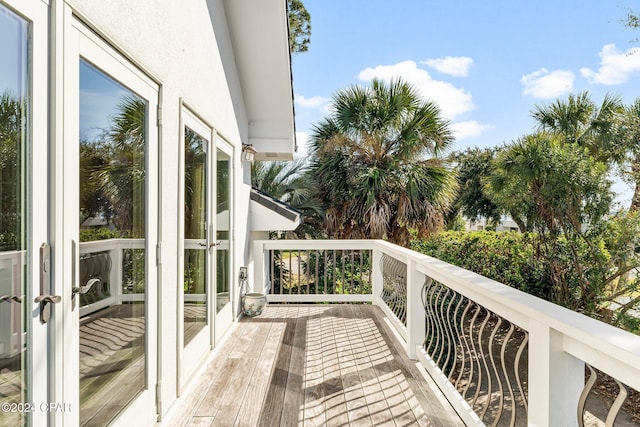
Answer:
65, 0, 253, 417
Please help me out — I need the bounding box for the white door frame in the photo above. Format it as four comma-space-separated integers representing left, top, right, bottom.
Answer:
178, 106, 214, 388
58, 8, 159, 426
213, 137, 234, 345
0, 1, 49, 426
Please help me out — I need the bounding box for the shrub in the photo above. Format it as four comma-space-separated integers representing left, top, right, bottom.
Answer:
412, 231, 551, 300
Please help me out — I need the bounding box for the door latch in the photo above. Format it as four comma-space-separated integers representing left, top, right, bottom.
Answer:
36, 243, 61, 324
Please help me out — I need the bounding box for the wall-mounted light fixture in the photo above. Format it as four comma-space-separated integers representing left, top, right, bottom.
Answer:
241, 143, 257, 162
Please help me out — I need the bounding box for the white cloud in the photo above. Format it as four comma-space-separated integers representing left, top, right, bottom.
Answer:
450, 121, 493, 140
580, 44, 640, 85
521, 68, 575, 99
357, 60, 474, 120
294, 94, 331, 112
295, 131, 311, 159
422, 56, 473, 77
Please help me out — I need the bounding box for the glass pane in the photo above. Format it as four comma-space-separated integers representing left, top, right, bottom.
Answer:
216, 150, 230, 313
184, 127, 207, 345
79, 60, 147, 426
0, 5, 28, 427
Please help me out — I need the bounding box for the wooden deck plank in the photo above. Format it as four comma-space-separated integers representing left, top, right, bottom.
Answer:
256, 306, 299, 426
164, 304, 463, 427
188, 416, 214, 427
322, 308, 351, 427
350, 305, 395, 427
337, 305, 372, 426
234, 322, 283, 427
210, 357, 257, 426
280, 307, 306, 426
303, 307, 327, 427
363, 305, 462, 426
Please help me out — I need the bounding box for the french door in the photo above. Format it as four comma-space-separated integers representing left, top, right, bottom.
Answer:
180, 109, 213, 383
179, 113, 234, 386
58, 10, 159, 426
0, 1, 48, 426
214, 140, 233, 343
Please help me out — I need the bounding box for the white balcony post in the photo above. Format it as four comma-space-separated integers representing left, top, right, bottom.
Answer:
252, 240, 266, 294
406, 259, 425, 360
528, 319, 584, 427
112, 244, 122, 302
371, 245, 383, 305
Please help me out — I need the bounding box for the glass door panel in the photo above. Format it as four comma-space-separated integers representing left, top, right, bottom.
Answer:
78, 59, 147, 427
0, 5, 28, 426
214, 144, 232, 342
215, 150, 230, 313
183, 127, 208, 345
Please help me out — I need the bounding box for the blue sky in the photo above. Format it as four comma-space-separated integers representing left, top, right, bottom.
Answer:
291, 0, 640, 206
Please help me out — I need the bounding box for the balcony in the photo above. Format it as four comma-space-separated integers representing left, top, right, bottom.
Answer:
157, 239, 640, 426
18, 238, 637, 425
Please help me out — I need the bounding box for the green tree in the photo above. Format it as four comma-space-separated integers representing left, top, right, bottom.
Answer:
80, 95, 146, 238
0, 91, 23, 250
531, 91, 624, 163
622, 8, 639, 43
309, 78, 458, 246
448, 147, 501, 227
617, 98, 640, 212
251, 159, 323, 237
487, 133, 615, 310
287, 0, 311, 54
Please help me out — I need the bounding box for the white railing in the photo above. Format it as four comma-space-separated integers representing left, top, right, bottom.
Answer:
0, 250, 25, 360
253, 239, 640, 427
79, 238, 145, 317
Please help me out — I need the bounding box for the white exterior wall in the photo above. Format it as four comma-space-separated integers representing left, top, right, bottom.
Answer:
60, 0, 286, 418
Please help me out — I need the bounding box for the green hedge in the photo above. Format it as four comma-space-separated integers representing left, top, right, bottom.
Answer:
411, 231, 552, 301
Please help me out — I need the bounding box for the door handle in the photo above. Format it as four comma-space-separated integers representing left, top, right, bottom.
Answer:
37, 242, 60, 324
34, 295, 62, 304
34, 294, 61, 324
0, 295, 23, 303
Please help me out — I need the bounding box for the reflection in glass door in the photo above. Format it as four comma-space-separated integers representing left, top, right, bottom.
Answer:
0, 6, 28, 426
183, 127, 208, 345
78, 60, 148, 426
215, 146, 232, 340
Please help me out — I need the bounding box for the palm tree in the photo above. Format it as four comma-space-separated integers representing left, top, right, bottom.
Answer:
309, 78, 458, 246
619, 98, 640, 212
251, 159, 322, 237
80, 94, 146, 238
531, 91, 624, 163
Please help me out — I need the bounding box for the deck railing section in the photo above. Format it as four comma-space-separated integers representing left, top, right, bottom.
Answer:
79, 238, 145, 317
253, 239, 640, 426
255, 240, 372, 303
379, 253, 407, 326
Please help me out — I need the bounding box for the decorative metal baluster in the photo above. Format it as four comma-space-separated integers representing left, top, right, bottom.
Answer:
447, 295, 465, 381
441, 290, 457, 374
423, 278, 437, 355
435, 288, 451, 366
514, 331, 529, 413
484, 316, 503, 423
432, 285, 446, 363
463, 305, 482, 399
455, 299, 474, 390
577, 365, 597, 427
605, 379, 628, 427
500, 323, 517, 427
472, 310, 491, 409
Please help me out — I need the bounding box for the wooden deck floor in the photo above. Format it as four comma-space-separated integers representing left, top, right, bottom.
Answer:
164, 304, 462, 427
